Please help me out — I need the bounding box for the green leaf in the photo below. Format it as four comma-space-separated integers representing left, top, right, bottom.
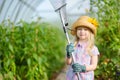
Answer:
8, 44, 14, 53
27, 58, 31, 67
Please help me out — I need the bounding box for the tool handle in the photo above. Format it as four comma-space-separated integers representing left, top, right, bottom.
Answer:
59, 9, 81, 80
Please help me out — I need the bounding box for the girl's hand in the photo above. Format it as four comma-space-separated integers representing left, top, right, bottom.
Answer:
66, 43, 74, 58
72, 63, 86, 73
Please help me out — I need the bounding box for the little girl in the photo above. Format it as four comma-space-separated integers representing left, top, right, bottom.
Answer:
66, 16, 100, 80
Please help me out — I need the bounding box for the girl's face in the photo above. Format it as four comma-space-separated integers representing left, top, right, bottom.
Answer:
76, 27, 90, 41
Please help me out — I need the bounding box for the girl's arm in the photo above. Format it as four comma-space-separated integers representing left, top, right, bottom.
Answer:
66, 57, 72, 65
85, 55, 98, 71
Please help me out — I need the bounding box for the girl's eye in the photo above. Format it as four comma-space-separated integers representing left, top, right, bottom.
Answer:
84, 28, 88, 31
77, 28, 82, 30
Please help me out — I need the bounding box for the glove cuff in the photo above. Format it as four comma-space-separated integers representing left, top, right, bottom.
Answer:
81, 65, 86, 72
66, 52, 71, 58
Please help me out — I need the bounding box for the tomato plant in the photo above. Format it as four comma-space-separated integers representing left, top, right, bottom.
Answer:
0, 19, 66, 80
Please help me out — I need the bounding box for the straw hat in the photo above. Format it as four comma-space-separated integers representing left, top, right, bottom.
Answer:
71, 16, 98, 35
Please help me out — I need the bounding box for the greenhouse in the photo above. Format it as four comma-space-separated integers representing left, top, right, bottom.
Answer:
0, 0, 120, 80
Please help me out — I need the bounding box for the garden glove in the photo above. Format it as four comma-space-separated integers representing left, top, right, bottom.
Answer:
66, 43, 74, 58
72, 63, 86, 73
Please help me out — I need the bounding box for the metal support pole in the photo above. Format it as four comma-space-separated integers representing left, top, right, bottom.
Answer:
59, 9, 81, 80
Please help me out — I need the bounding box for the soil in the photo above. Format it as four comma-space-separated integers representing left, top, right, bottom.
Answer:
51, 65, 69, 80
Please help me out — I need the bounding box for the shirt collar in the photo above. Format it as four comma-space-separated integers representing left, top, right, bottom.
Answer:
77, 41, 88, 48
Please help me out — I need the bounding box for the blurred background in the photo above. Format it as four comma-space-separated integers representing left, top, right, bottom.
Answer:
0, 0, 120, 80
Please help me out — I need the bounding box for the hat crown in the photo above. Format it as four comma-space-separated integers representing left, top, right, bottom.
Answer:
78, 16, 98, 27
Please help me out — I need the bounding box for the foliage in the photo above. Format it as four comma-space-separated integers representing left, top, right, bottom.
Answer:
90, 0, 120, 79
0, 19, 66, 80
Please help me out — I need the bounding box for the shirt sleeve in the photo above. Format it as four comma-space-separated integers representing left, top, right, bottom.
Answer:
91, 46, 100, 56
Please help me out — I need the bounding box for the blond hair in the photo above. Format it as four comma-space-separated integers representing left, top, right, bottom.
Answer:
86, 31, 95, 56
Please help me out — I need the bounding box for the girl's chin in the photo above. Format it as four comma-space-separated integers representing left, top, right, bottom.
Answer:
79, 36, 86, 39
79, 37, 87, 40
80, 39, 86, 40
